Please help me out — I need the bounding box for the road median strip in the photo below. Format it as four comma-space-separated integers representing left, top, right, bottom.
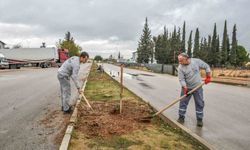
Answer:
104, 65, 215, 150
67, 64, 212, 150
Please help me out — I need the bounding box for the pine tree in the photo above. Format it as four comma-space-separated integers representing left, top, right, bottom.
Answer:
193, 28, 200, 58
230, 24, 237, 66
187, 30, 193, 57
237, 45, 250, 66
221, 20, 229, 65
137, 18, 154, 63
181, 21, 186, 52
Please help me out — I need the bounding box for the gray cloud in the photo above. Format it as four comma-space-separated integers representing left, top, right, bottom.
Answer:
0, 0, 249, 58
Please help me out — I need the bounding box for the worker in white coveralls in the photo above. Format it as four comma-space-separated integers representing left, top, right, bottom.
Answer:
57, 52, 89, 113
177, 53, 211, 127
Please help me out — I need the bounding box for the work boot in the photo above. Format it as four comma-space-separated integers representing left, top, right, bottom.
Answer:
177, 116, 185, 124
64, 106, 72, 114
197, 119, 203, 127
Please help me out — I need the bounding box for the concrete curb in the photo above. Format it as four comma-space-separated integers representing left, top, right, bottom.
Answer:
211, 80, 250, 87
151, 106, 215, 150
59, 65, 91, 150
105, 69, 215, 150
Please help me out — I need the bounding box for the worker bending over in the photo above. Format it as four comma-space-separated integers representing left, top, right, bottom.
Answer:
177, 53, 211, 127
57, 52, 89, 113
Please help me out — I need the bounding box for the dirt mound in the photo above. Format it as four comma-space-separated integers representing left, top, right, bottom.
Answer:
76, 100, 153, 138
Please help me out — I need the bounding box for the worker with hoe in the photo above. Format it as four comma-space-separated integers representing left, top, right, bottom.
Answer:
57, 52, 89, 113
177, 53, 211, 127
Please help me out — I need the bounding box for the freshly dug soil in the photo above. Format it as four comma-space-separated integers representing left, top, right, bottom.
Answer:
75, 100, 154, 138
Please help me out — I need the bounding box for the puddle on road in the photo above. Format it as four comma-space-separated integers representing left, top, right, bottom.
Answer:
108, 70, 155, 84
139, 73, 155, 77
138, 82, 154, 89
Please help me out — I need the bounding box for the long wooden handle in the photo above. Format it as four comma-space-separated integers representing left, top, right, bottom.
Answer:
186, 82, 205, 95
154, 82, 205, 116
81, 94, 94, 111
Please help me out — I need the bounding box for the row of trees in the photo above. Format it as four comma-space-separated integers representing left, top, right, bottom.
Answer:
57, 31, 82, 57
137, 18, 249, 67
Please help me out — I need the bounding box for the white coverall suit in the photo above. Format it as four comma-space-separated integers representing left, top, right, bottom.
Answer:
57, 56, 80, 111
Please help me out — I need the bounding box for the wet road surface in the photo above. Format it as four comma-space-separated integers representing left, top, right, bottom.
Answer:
103, 63, 250, 150
0, 63, 91, 150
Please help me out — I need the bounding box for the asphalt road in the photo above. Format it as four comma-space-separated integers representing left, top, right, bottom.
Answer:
0, 63, 91, 150
103, 63, 250, 150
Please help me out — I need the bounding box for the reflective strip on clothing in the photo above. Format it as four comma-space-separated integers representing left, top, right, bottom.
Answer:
196, 111, 203, 114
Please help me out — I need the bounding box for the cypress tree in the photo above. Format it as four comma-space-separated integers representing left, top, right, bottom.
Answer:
230, 24, 237, 66
169, 26, 177, 63
211, 23, 218, 66
221, 20, 229, 65
181, 21, 186, 52
163, 26, 170, 64
216, 35, 221, 65
187, 30, 193, 57
202, 37, 209, 62
193, 28, 200, 58
154, 35, 163, 64
163, 26, 168, 40
199, 38, 204, 60
227, 36, 230, 62
154, 26, 169, 64
177, 27, 182, 54
137, 17, 154, 63
207, 35, 212, 64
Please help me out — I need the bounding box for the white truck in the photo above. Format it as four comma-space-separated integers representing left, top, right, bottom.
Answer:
0, 48, 68, 69
0, 53, 9, 69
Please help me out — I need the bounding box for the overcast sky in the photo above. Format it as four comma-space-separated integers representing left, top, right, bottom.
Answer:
0, 0, 249, 58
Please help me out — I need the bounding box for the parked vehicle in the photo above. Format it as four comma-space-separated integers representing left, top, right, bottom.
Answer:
0, 48, 69, 69
0, 53, 9, 69
57, 48, 69, 67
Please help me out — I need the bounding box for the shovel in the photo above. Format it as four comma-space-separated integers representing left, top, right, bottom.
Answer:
80, 93, 94, 111
138, 82, 205, 122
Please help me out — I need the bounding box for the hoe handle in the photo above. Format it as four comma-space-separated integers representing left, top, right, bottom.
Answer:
81, 94, 94, 111
154, 82, 205, 116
